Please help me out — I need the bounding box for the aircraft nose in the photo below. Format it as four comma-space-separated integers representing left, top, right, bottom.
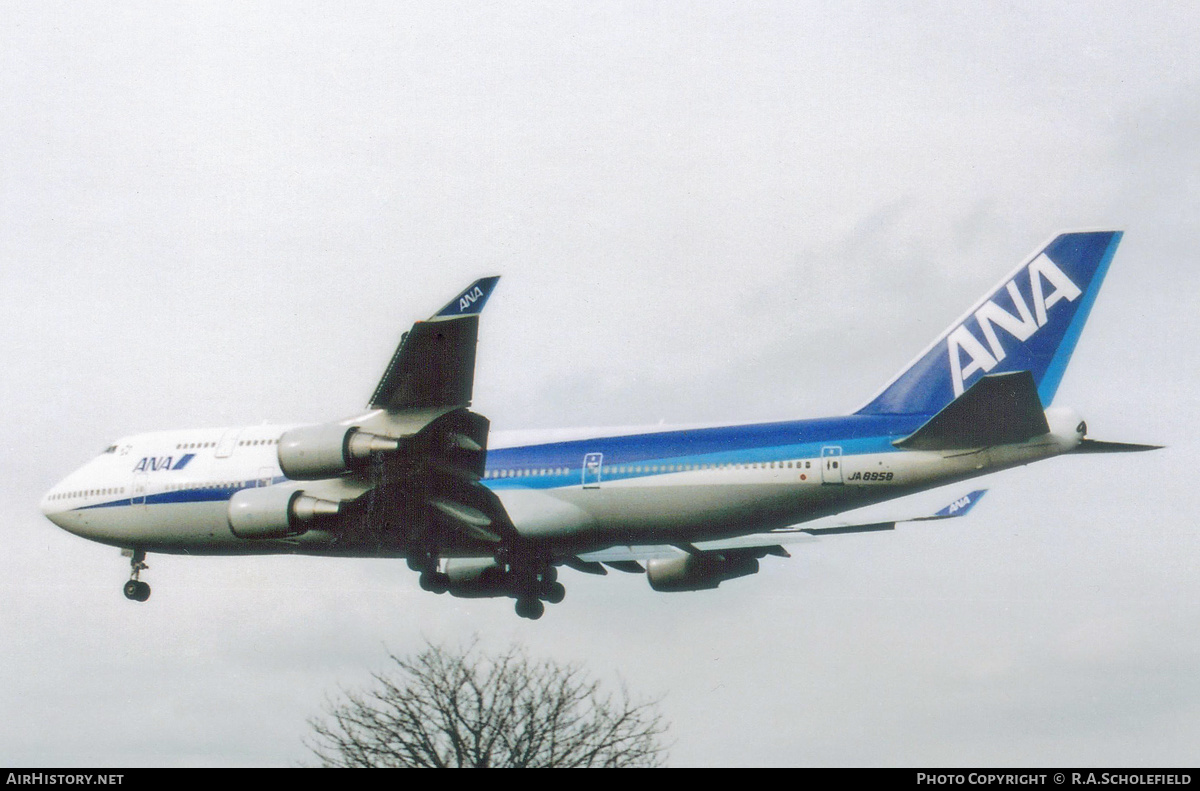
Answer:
40, 477, 98, 537
40, 485, 68, 527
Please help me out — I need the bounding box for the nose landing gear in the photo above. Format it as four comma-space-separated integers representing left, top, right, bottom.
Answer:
122, 549, 151, 602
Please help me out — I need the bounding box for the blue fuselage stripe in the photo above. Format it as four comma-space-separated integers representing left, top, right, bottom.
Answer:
75, 476, 289, 511
69, 415, 931, 506
482, 414, 927, 489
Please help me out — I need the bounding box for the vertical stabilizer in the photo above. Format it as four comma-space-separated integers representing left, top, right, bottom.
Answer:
856, 231, 1122, 416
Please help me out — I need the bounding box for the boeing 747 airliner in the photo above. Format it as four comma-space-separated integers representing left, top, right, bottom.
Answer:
41, 230, 1157, 618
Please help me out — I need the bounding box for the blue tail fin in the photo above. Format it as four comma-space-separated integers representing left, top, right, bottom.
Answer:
856, 230, 1123, 416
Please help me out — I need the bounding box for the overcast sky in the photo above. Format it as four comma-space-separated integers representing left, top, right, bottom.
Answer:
2, 2, 1198, 767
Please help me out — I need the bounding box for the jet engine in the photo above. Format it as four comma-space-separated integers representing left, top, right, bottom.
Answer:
277, 423, 401, 480
440, 558, 510, 598
434, 558, 562, 602
227, 486, 343, 539
646, 551, 761, 592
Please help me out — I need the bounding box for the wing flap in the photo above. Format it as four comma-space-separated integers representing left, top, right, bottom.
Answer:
429, 498, 501, 543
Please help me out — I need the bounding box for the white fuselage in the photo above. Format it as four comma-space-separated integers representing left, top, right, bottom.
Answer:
40, 408, 1085, 559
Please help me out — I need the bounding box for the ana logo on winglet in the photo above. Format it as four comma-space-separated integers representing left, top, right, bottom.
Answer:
930, 489, 986, 519
458, 286, 485, 313
947, 254, 1082, 396
946, 495, 972, 513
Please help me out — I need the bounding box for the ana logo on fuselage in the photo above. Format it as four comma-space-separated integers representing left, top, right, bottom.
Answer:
132, 454, 194, 473
946, 254, 1082, 396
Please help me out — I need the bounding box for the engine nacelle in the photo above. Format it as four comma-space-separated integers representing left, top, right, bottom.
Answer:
646, 552, 760, 592
228, 486, 343, 539
277, 423, 401, 480
441, 558, 511, 598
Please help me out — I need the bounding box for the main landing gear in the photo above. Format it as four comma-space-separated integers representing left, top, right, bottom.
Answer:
122, 549, 151, 602
409, 546, 567, 620
490, 544, 566, 620
409, 548, 451, 595
511, 565, 565, 621
418, 570, 451, 594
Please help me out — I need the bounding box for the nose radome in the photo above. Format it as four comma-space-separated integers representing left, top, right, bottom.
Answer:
40, 488, 57, 517
40, 477, 88, 533
40, 487, 68, 527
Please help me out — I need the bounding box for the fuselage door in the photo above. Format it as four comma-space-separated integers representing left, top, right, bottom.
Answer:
582, 453, 603, 489
215, 429, 241, 459
132, 473, 148, 506
821, 446, 843, 485
257, 467, 274, 488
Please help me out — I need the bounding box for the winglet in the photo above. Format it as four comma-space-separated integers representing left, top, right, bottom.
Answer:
918, 489, 988, 521
432, 276, 500, 319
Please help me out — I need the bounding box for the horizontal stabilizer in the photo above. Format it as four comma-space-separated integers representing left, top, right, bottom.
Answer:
1071, 439, 1163, 454
895, 371, 1048, 450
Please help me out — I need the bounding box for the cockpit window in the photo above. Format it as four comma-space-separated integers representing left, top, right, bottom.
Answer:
102, 445, 117, 455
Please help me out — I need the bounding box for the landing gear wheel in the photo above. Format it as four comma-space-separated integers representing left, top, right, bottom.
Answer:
124, 549, 150, 602
515, 597, 545, 620
419, 571, 450, 594
542, 581, 566, 604
407, 548, 438, 574
123, 580, 150, 602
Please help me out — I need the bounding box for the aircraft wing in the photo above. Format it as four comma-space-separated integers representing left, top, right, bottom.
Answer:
573, 489, 987, 568
316, 277, 519, 549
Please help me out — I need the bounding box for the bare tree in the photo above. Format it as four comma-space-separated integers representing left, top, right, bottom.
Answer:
307, 641, 668, 767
